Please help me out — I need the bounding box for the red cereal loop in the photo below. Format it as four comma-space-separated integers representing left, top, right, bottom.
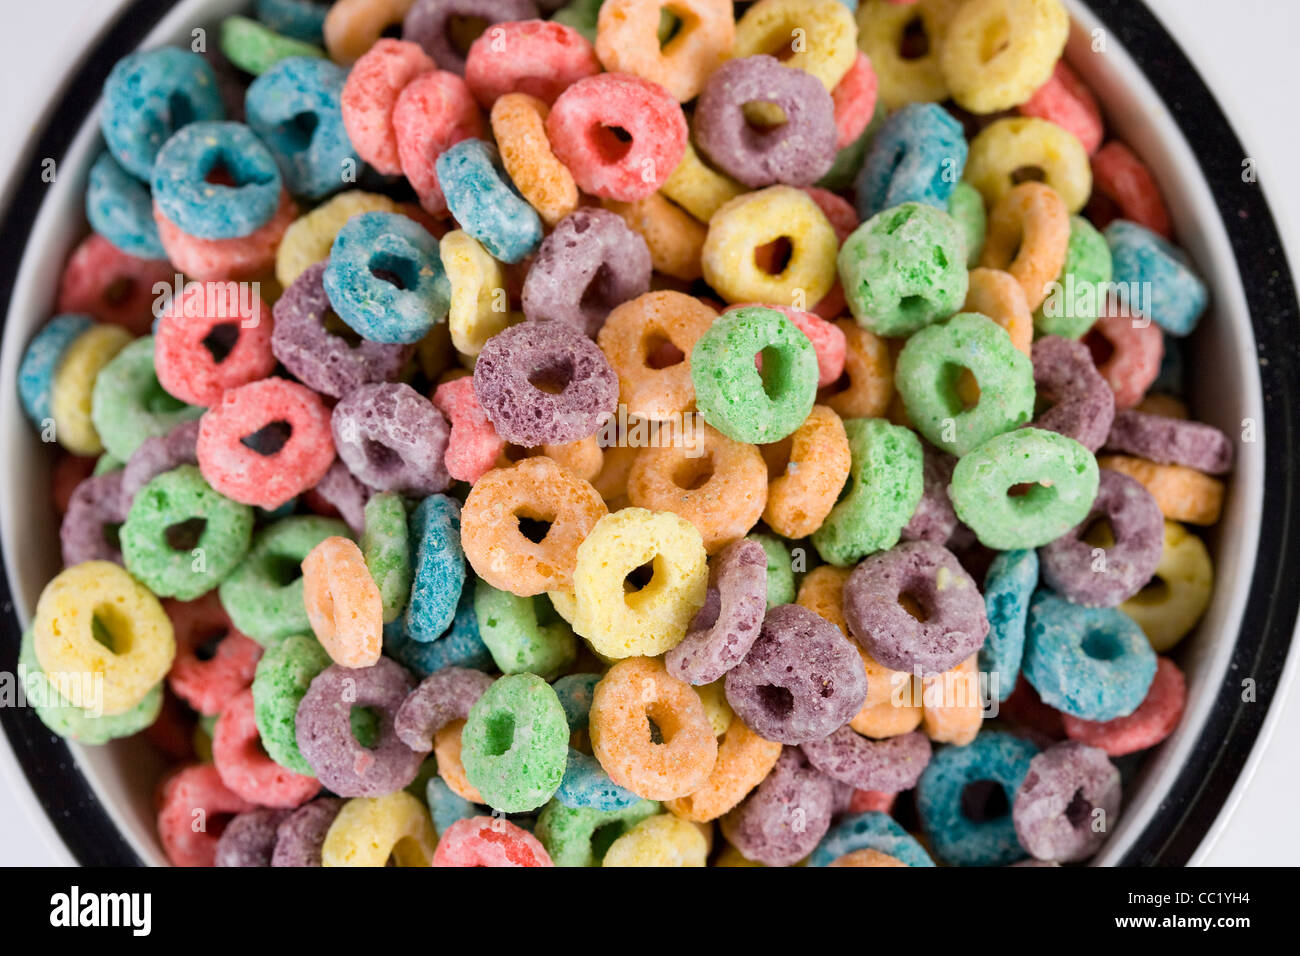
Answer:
464, 19, 601, 109
545, 72, 688, 201
831, 52, 878, 150
1063, 657, 1186, 756
802, 187, 857, 319
155, 282, 276, 406
213, 688, 322, 808
431, 815, 555, 867
999, 676, 1067, 742
848, 789, 897, 815
142, 688, 199, 762
340, 38, 437, 175
196, 377, 336, 509
393, 70, 484, 216
156, 763, 256, 867
164, 592, 263, 717
1018, 60, 1104, 156
1088, 141, 1173, 239
1086, 309, 1164, 410
154, 191, 297, 281
55, 233, 173, 335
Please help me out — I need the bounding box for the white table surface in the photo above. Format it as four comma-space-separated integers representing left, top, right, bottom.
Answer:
1, 0, 1297, 865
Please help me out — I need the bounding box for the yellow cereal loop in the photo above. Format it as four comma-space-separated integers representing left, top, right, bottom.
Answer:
439, 229, 512, 358
1097, 455, 1225, 525
49, 324, 131, 456
1121, 521, 1213, 652
921, 655, 984, 746
858, 0, 966, 109
548, 589, 577, 624
490, 93, 579, 227
571, 508, 709, 659
965, 117, 1092, 214
603, 193, 707, 282
276, 190, 403, 287
939, 0, 1069, 114
602, 813, 709, 866
32, 560, 175, 715
661, 141, 746, 223
696, 679, 735, 737
715, 842, 765, 866
321, 791, 437, 866
735, 0, 858, 94
702, 186, 838, 306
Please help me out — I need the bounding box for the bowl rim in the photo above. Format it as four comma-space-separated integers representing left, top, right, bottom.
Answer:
0, 0, 1297, 866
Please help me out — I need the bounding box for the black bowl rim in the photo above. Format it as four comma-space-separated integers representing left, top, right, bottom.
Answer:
0, 0, 1297, 866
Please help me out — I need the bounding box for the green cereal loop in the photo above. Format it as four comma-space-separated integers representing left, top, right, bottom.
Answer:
121, 465, 254, 601
361, 492, 411, 623
93, 453, 123, 476
474, 579, 577, 680
462, 673, 569, 813
219, 515, 351, 645
534, 798, 660, 867
950, 427, 1100, 550
947, 182, 987, 268
251, 633, 331, 774
551, 0, 604, 42
219, 15, 325, 75
690, 307, 818, 445
1034, 216, 1114, 339
90, 336, 202, 461
19, 629, 162, 744
896, 312, 1035, 457
838, 202, 969, 337
746, 532, 795, 608
811, 418, 923, 567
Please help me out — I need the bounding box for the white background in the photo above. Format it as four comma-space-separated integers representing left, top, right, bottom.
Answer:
0, 0, 1297, 865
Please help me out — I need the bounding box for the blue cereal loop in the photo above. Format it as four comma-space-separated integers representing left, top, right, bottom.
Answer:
101, 47, 226, 181
404, 494, 467, 643
555, 750, 643, 811
383, 589, 494, 675
151, 121, 282, 239
436, 139, 543, 264
1104, 219, 1208, 337
426, 776, 480, 834
18, 314, 93, 426
255, 0, 329, 43
1023, 590, 1157, 722
916, 731, 1038, 866
855, 103, 968, 220
979, 549, 1039, 702
245, 56, 359, 200
86, 152, 166, 258
323, 211, 450, 344
552, 673, 601, 729
809, 811, 935, 867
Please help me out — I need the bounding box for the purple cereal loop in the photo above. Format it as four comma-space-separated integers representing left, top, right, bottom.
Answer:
844, 539, 990, 674
119, 418, 200, 506
1013, 740, 1120, 862
294, 657, 424, 797
403, 0, 540, 75
800, 728, 932, 792
1038, 468, 1163, 607
724, 604, 868, 745
61, 470, 127, 566
665, 538, 768, 686
394, 666, 495, 752
521, 208, 652, 337
1104, 409, 1234, 475
313, 459, 372, 536
693, 55, 838, 189
271, 797, 345, 867
271, 262, 412, 400
214, 808, 291, 867
331, 382, 452, 496
719, 746, 835, 866
473, 319, 619, 446
1030, 335, 1115, 452
901, 444, 962, 545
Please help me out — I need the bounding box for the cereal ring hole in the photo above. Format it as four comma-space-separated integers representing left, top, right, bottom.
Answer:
167, 91, 198, 133
756, 683, 794, 718
483, 709, 516, 756
273, 111, 321, 154
644, 334, 685, 369
145, 379, 189, 415
103, 276, 135, 307
164, 516, 207, 551
350, 706, 381, 748
515, 514, 554, 544
201, 322, 241, 364
1080, 630, 1124, 662
590, 124, 635, 164
898, 593, 928, 622
528, 356, 574, 395
264, 553, 304, 587
960, 779, 1008, 822
899, 16, 930, 60
368, 251, 420, 291
364, 438, 403, 474
191, 627, 228, 662
201, 150, 275, 190
741, 101, 789, 132
624, 558, 659, 595
978, 18, 1011, 63
659, 9, 686, 48
1065, 787, 1093, 830
671, 454, 714, 491
1010, 165, 1046, 185
240, 419, 293, 456
90, 607, 129, 654
754, 236, 793, 275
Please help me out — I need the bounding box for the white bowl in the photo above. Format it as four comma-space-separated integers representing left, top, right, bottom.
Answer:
0, 0, 1296, 865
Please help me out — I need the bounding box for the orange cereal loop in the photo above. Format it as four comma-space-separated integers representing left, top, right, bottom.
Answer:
796, 564, 852, 635
819, 319, 894, 419
851, 699, 925, 739
591, 442, 639, 509
324, 0, 417, 65
597, 290, 719, 421
1134, 394, 1189, 419
490, 93, 579, 227
829, 848, 907, 867
921, 655, 983, 746
301, 536, 383, 669
543, 435, 604, 482
955, 267, 1034, 405
664, 718, 783, 822
461, 456, 609, 595
1097, 456, 1225, 526
626, 424, 768, 553
850, 641, 923, 737
762, 405, 852, 538
603, 194, 707, 282
589, 656, 718, 800
433, 719, 485, 803
595, 0, 735, 103
979, 181, 1070, 310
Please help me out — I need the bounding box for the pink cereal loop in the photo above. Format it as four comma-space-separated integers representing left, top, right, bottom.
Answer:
433, 376, 506, 484
56, 233, 173, 335
154, 191, 297, 281
1087, 309, 1164, 410
464, 19, 601, 109
1019, 60, 1104, 156
728, 303, 847, 388
341, 38, 437, 176
831, 52, 878, 151
1090, 141, 1173, 239
393, 70, 484, 215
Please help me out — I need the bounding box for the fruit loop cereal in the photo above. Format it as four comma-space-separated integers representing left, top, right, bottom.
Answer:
14, 0, 1233, 869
